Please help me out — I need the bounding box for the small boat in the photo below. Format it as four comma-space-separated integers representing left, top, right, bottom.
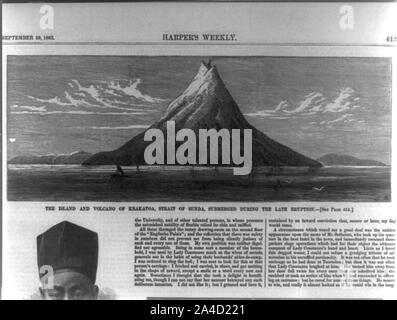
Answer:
110, 160, 129, 179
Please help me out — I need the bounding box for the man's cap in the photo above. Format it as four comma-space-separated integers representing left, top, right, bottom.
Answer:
37, 221, 98, 282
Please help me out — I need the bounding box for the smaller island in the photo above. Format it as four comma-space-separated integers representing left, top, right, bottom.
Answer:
8, 151, 92, 165
317, 153, 386, 166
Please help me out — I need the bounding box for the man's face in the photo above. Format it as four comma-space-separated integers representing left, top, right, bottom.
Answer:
40, 269, 98, 300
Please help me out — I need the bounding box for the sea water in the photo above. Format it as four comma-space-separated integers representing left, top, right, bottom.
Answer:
7, 165, 391, 202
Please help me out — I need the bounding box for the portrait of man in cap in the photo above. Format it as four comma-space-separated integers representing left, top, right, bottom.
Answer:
36, 221, 99, 300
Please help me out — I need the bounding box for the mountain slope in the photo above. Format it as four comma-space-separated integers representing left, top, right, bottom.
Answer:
317, 153, 386, 166
83, 61, 321, 168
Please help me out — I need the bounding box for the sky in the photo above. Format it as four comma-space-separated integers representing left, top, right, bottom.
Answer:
7, 56, 392, 164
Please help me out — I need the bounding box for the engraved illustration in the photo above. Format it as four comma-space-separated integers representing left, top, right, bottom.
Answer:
7, 56, 391, 201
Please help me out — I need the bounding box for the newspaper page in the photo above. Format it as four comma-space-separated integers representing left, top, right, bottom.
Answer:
1, 2, 396, 301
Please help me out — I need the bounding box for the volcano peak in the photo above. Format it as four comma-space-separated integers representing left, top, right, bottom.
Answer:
192, 60, 221, 86
83, 62, 322, 169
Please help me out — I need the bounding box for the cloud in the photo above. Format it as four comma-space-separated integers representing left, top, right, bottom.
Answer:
70, 80, 116, 108
10, 107, 151, 116
322, 88, 360, 113
274, 100, 289, 112
317, 113, 354, 126
76, 124, 150, 130
108, 79, 166, 103
325, 113, 354, 125
24, 78, 166, 117
28, 95, 71, 106
64, 83, 149, 112
244, 110, 276, 117
310, 113, 367, 131
245, 87, 361, 119
64, 91, 92, 107
244, 87, 367, 130
288, 92, 327, 114
11, 105, 47, 112
104, 88, 123, 97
